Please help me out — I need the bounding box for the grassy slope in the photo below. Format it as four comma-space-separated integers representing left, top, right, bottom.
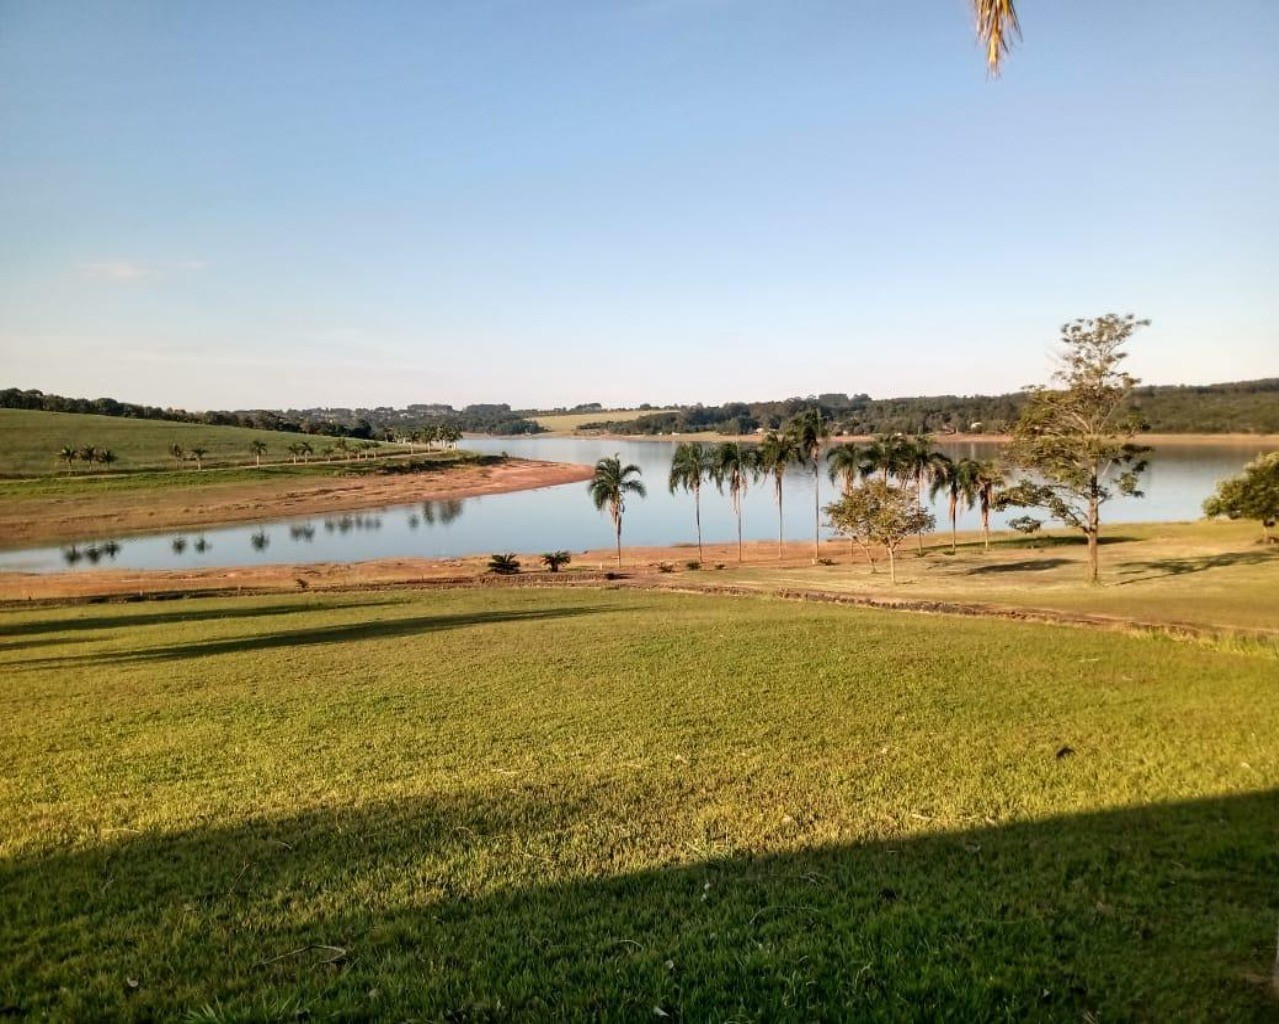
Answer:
532, 408, 677, 431
2, 588, 1276, 1019
0, 408, 392, 476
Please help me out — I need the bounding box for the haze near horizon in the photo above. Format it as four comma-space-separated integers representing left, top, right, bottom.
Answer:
2, 1, 1276, 411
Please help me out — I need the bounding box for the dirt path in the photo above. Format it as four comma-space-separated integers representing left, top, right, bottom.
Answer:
0, 458, 593, 549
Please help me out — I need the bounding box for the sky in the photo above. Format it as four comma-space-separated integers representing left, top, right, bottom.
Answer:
1, 0, 1276, 412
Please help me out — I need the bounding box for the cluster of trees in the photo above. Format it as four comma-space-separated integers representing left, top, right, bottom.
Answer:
55, 445, 118, 472
588, 315, 1198, 585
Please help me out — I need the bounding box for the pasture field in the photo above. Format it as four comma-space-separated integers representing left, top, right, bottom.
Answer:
2, 587, 1276, 1019
532, 408, 677, 431
0, 408, 395, 476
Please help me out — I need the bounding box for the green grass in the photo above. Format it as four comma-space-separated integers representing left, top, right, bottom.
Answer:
0, 408, 394, 476
532, 408, 677, 431
3, 587, 1276, 1018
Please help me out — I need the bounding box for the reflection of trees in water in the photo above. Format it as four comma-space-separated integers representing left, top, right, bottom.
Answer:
326, 514, 382, 534
250, 530, 270, 551
407, 514, 421, 529
193, 537, 210, 553
289, 524, 316, 542
171, 537, 188, 554
62, 539, 123, 566
420, 500, 464, 527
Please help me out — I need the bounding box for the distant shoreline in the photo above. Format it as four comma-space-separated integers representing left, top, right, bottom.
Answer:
503, 430, 1279, 447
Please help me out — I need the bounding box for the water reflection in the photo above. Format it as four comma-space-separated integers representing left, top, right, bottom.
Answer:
250, 530, 270, 551
289, 524, 316, 542
62, 539, 123, 566
194, 537, 210, 553
171, 536, 188, 554
421, 499, 464, 526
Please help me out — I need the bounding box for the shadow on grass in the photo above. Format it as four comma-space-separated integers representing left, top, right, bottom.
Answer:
1116, 548, 1279, 584
2, 788, 1275, 1020
16, 607, 605, 668
0, 598, 406, 639
964, 558, 1073, 576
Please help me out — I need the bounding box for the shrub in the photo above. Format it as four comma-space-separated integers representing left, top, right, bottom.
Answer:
685, 560, 701, 571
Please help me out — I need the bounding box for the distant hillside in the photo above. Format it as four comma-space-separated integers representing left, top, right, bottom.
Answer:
0, 409, 388, 476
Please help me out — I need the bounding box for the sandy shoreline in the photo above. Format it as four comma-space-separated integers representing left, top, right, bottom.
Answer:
0, 458, 594, 551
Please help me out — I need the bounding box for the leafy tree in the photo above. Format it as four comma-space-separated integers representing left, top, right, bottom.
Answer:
756, 430, 799, 560
1002, 314, 1151, 583
668, 442, 710, 562
929, 455, 982, 554
711, 441, 755, 563
825, 481, 936, 584
787, 408, 831, 560
250, 440, 268, 466
588, 455, 646, 568
56, 446, 77, 473
541, 551, 572, 572
487, 553, 521, 575
1203, 452, 1279, 543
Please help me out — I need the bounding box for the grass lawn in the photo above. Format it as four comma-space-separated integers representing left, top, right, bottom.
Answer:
2, 587, 1276, 1019
532, 408, 676, 431
0, 408, 398, 477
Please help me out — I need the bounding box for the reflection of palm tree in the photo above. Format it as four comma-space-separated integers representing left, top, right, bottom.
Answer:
102, 540, 122, 560
757, 431, 799, 561
669, 442, 710, 562
62, 545, 83, 565
438, 500, 463, 525
712, 441, 755, 564
193, 537, 209, 553
171, 537, 188, 554
250, 530, 270, 551
588, 455, 646, 568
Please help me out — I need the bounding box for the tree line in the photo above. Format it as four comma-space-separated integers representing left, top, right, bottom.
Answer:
576, 378, 1279, 438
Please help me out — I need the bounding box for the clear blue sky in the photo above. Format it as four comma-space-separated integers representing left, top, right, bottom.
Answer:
2, 1, 1276, 411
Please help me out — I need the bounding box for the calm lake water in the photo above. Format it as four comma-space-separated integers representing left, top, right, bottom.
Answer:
1, 437, 1270, 574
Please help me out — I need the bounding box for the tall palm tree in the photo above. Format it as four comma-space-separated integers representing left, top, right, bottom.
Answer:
250, 440, 267, 467
975, 460, 1004, 552
756, 430, 799, 561
588, 455, 646, 568
668, 442, 710, 562
901, 434, 948, 551
929, 455, 982, 554
859, 435, 909, 484
787, 408, 831, 561
825, 442, 862, 496
711, 441, 755, 563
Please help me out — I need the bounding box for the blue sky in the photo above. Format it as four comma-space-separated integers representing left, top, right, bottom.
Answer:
2, 0, 1276, 411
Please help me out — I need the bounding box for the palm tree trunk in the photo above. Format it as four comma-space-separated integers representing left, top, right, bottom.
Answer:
949, 493, 958, 554
813, 462, 820, 561
615, 515, 623, 569
734, 488, 743, 564
694, 486, 703, 562
775, 476, 784, 561
887, 545, 896, 583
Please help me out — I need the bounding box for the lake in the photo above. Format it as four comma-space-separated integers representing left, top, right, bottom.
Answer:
0, 437, 1270, 573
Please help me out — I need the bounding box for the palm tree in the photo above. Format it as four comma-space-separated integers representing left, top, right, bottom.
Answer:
169, 443, 184, 466
975, 460, 1004, 552
787, 408, 831, 561
975, 0, 1020, 74
588, 455, 646, 568
900, 434, 948, 551
929, 455, 982, 554
287, 442, 303, 464
56, 446, 77, 473
250, 440, 267, 467
541, 551, 571, 573
668, 442, 710, 562
756, 430, 799, 561
77, 445, 98, 469
825, 442, 862, 495
97, 449, 117, 470
711, 441, 755, 563
860, 434, 909, 484
189, 446, 207, 470
299, 440, 313, 463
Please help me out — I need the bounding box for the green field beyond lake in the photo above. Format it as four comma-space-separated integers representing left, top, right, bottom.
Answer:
2, 588, 1276, 1019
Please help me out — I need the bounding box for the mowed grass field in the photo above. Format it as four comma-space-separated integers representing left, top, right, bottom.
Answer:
0, 409, 392, 476
532, 408, 676, 431
2, 588, 1276, 1019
